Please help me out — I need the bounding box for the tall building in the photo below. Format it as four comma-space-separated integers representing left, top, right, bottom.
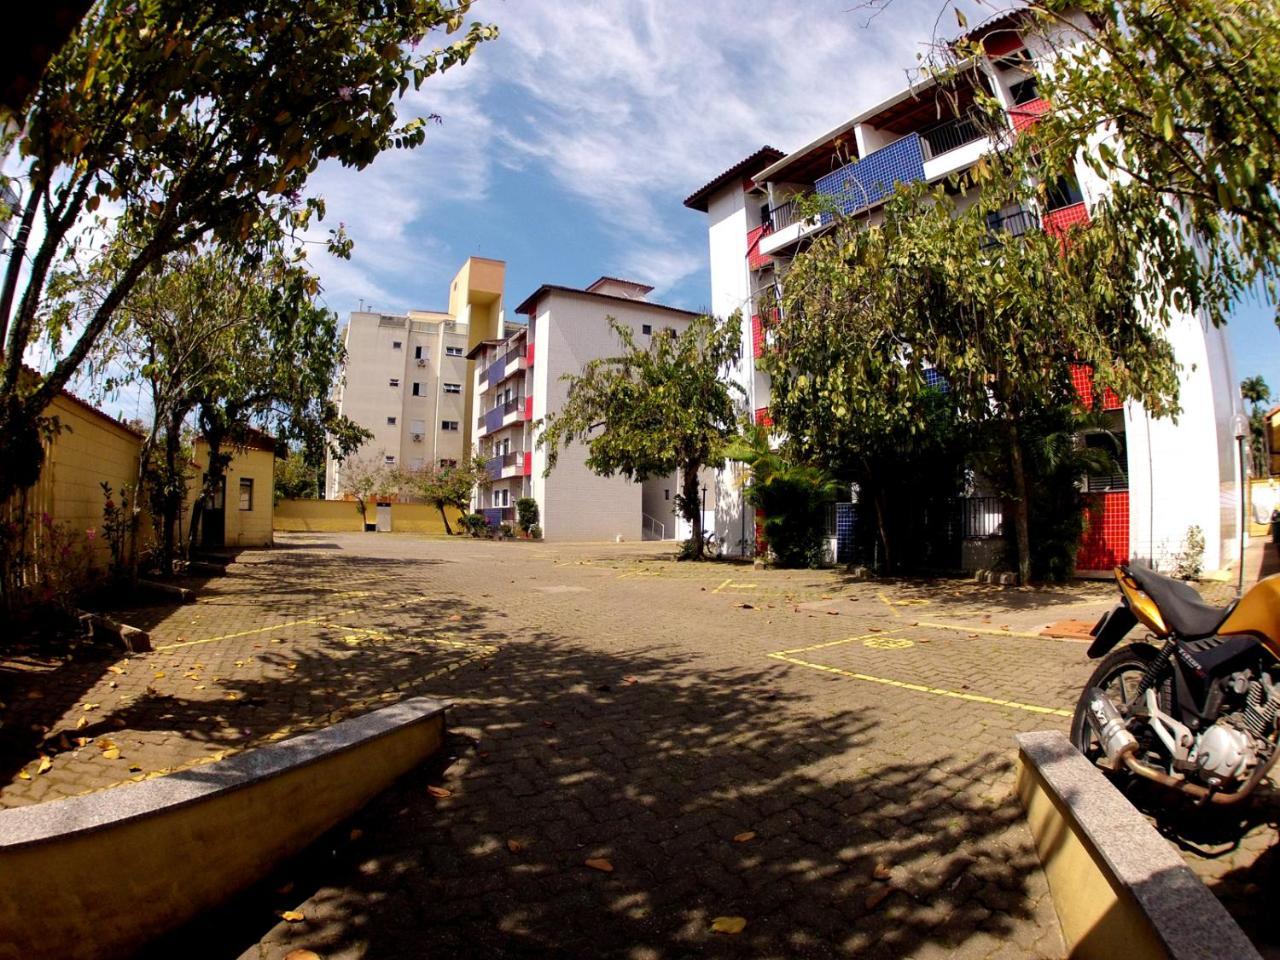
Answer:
470, 277, 709, 541
684, 9, 1242, 573
326, 257, 506, 499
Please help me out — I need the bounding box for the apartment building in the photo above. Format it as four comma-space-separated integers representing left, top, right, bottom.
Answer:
684, 9, 1242, 573
325, 257, 506, 499
470, 277, 704, 541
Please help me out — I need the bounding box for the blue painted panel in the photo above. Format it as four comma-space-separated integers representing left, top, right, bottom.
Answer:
482, 508, 504, 526
815, 134, 925, 222
484, 406, 504, 434
484, 457, 502, 481
486, 360, 505, 386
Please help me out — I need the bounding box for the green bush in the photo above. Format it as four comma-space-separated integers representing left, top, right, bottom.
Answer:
528, 524, 542, 540
516, 497, 539, 535
461, 513, 488, 538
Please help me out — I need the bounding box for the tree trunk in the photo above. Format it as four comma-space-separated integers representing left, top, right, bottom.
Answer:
1008, 420, 1033, 586
437, 502, 454, 536
681, 463, 703, 560
871, 482, 893, 574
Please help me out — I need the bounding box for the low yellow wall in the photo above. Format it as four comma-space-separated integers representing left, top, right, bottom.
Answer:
190, 441, 275, 547
274, 499, 462, 535
0, 702, 445, 960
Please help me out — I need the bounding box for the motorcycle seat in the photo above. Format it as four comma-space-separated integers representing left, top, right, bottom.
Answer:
1127, 565, 1234, 639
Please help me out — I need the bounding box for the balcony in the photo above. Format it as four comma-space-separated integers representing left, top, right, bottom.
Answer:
759, 198, 822, 257
485, 450, 526, 481
484, 345, 527, 387
981, 207, 1040, 249
920, 114, 986, 160
746, 224, 771, 271
479, 395, 526, 436
1010, 96, 1049, 134
815, 133, 925, 221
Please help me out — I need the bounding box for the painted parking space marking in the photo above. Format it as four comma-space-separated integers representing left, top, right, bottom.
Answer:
863, 636, 914, 650
768, 634, 1072, 717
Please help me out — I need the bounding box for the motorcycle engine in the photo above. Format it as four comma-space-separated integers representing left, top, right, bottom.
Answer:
1192, 671, 1280, 787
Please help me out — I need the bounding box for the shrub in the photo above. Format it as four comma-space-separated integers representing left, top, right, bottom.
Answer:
33, 513, 96, 620
516, 497, 540, 536
100, 482, 135, 582
528, 524, 542, 540
1172, 525, 1205, 580
461, 513, 489, 538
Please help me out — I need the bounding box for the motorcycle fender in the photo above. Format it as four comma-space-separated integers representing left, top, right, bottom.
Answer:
1087, 603, 1138, 659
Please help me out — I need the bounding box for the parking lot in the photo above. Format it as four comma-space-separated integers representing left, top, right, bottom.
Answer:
3, 532, 1275, 958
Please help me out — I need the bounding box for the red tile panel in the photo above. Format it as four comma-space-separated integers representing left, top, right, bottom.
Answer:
1009, 97, 1049, 133
1069, 363, 1123, 411
1077, 491, 1130, 571
1043, 201, 1089, 238
746, 225, 772, 271
524, 396, 533, 421
751, 315, 763, 359
526, 342, 534, 366
755, 407, 772, 427
522, 452, 532, 477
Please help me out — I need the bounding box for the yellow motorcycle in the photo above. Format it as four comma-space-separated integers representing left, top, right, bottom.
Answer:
1071, 566, 1280, 804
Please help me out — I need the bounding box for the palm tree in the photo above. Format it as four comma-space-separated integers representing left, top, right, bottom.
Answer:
1241, 376, 1272, 476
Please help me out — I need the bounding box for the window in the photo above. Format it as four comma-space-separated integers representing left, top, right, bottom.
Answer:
642, 324, 652, 335
443, 382, 462, 394
410, 419, 425, 434
384, 455, 397, 465
238, 478, 253, 511
1045, 170, 1085, 211
412, 382, 421, 396
492, 488, 510, 508
386, 416, 397, 425
445, 346, 464, 357
1009, 75, 1040, 106
414, 345, 424, 359
664, 489, 670, 501
439, 458, 458, 468
389, 378, 400, 388
441, 420, 459, 431
392, 340, 402, 350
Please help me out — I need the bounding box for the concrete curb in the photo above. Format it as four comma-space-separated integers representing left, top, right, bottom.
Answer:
1015, 730, 1261, 960
0, 697, 449, 960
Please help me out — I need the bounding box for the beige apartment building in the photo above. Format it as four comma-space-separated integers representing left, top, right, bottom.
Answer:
325, 257, 506, 499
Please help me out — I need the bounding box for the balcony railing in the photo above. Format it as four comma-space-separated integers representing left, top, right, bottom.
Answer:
502, 396, 523, 415
815, 133, 925, 221
766, 198, 802, 231
920, 114, 986, 160
981, 208, 1040, 248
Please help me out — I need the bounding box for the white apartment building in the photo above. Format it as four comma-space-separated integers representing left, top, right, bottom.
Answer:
324, 309, 470, 498
684, 8, 1243, 573
470, 277, 707, 541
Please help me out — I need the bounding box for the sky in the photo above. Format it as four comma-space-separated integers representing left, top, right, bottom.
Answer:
297, 0, 1279, 399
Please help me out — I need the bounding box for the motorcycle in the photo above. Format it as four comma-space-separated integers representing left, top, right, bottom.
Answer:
1070, 565, 1280, 805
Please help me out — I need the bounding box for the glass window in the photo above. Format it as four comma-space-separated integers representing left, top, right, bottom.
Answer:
386, 416, 397, 425
412, 382, 421, 396
392, 340, 402, 349
642, 324, 652, 335
441, 420, 459, 431
439, 458, 458, 468
414, 345, 423, 359
1045, 171, 1085, 211
384, 455, 397, 464
410, 419, 425, 434
238, 478, 253, 511
443, 382, 462, 394
389, 378, 400, 387
445, 346, 464, 357
1009, 75, 1040, 105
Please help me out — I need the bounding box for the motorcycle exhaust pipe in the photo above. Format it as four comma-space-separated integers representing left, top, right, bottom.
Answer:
1085, 687, 1138, 768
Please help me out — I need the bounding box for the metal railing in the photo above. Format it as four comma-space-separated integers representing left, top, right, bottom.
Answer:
981, 208, 1040, 248
766, 198, 802, 231
641, 513, 666, 541
502, 396, 524, 415
920, 114, 986, 160
958, 496, 1005, 539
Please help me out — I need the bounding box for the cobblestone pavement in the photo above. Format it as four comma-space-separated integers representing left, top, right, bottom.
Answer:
2, 533, 1275, 959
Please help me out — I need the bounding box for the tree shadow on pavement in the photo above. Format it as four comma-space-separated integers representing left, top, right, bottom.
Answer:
139, 621, 1060, 960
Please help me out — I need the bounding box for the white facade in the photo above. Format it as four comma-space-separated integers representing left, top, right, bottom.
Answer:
686, 12, 1243, 571
473, 278, 702, 541
325, 310, 470, 498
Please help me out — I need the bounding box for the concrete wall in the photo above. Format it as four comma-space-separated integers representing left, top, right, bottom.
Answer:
275, 498, 461, 535
640, 474, 679, 539
12, 394, 145, 569
191, 440, 275, 548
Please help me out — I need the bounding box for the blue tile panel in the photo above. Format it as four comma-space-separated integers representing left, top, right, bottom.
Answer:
835, 503, 857, 564
923, 367, 950, 393
484, 457, 503, 481
815, 134, 925, 222
484, 406, 505, 434
482, 508, 504, 526
486, 359, 506, 386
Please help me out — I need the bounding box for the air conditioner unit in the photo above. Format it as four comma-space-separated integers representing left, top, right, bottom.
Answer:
416, 358, 427, 367
411, 433, 423, 442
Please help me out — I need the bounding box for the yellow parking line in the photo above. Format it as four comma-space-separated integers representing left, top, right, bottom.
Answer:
153, 609, 360, 650
915, 620, 1047, 640
767, 652, 1071, 717
711, 578, 734, 594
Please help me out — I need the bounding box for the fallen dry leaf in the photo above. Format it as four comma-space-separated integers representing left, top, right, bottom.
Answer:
710, 916, 747, 935
283, 951, 322, 960
75, 716, 88, 729
448, 614, 462, 622
865, 886, 893, 910
108, 665, 126, 675
872, 862, 892, 881
733, 831, 757, 843
102, 747, 121, 761
153, 672, 166, 680
16, 769, 30, 780
622, 676, 638, 685
279, 910, 305, 923
506, 839, 524, 853
129, 764, 142, 772
427, 786, 452, 799
737, 603, 754, 609
82, 703, 99, 712
36, 756, 52, 775
584, 858, 614, 873
826, 610, 840, 616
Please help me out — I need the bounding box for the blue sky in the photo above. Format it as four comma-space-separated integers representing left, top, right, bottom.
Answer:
303, 0, 1277, 399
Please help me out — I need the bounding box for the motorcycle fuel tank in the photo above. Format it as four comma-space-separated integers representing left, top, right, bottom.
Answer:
1220, 574, 1280, 657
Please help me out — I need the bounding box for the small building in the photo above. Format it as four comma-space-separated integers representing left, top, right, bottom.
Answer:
191, 431, 276, 549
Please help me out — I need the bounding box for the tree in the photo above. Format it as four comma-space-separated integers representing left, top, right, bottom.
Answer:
1242, 375, 1272, 477
403, 461, 486, 535
727, 425, 839, 568
338, 454, 398, 528
538, 316, 743, 560
275, 447, 319, 501
516, 497, 540, 536
775, 183, 1179, 583
0, 0, 496, 503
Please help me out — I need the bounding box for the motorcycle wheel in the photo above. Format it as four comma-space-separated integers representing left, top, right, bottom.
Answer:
1069, 641, 1168, 766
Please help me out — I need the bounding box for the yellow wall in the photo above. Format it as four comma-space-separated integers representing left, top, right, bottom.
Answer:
1, 394, 145, 569
274, 498, 462, 535
190, 441, 275, 547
